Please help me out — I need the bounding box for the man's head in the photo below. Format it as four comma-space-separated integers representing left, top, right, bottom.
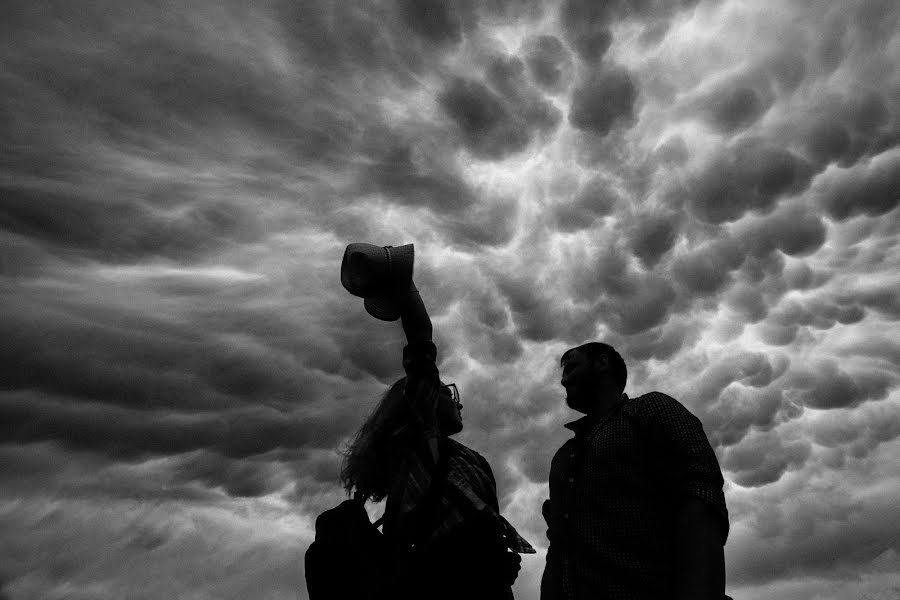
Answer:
560, 342, 627, 414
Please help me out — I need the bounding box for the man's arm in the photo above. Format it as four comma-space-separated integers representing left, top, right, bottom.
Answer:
675, 496, 726, 600
640, 393, 729, 600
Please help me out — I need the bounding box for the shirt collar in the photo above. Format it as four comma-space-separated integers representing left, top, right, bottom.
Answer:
564, 393, 629, 435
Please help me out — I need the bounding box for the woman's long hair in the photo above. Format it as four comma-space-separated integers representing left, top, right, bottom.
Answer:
340, 377, 410, 502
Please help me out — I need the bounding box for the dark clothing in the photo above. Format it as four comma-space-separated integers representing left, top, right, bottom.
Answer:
306, 499, 395, 600
392, 441, 522, 600
383, 339, 443, 545
385, 341, 533, 599
543, 392, 728, 600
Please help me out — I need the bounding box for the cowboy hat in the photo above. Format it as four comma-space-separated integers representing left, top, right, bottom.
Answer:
341, 243, 414, 321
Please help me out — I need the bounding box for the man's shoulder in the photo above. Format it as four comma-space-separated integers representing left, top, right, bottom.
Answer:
626, 390, 681, 411
625, 391, 700, 423
550, 436, 576, 460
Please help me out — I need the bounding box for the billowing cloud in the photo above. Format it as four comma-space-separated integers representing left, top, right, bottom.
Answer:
439, 55, 561, 160
685, 138, 815, 224
692, 71, 776, 134
735, 204, 827, 259
552, 174, 622, 231
397, 0, 468, 46
816, 149, 900, 220
359, 142, 478, 212
722, 429, 812, 487
568, 66, 639, 136
622, 317, 701, 361
671, 237, 744, 296
627, 209, 681, 268
523, 35, 573, 92
558, 0, 701, 61
440, 77, 533, 158
785, 360, 895, 410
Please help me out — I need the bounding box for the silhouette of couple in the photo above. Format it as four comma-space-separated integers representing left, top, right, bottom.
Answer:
328, 243, 729, 600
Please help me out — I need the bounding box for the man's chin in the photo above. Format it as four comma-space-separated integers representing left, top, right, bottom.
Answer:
566, 395, 588, 413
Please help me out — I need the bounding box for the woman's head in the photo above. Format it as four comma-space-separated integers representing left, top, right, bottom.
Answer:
340, 377, 465, 500
436, 382, 463, 435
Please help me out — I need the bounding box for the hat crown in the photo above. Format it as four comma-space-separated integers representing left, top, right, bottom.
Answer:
340, 243, 414, 321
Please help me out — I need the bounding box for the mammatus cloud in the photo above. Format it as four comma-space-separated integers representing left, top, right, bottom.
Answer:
684, 138, 815, 224
568, 66, 639, 136
1, 0, 899, 599
817, 149, 900, 220
523, 35, 573, 93
552, 174, 622, 231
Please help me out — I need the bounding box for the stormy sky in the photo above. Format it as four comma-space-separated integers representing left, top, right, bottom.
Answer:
1, 1, 898, 599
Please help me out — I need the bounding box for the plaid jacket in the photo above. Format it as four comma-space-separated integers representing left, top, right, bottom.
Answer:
543, 392, 728, 600
384, 341, 534, 555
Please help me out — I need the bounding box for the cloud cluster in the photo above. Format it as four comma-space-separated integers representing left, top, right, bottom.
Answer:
439, 55, 562, 160
683, 138, 815, 224
568, 66, 639, 136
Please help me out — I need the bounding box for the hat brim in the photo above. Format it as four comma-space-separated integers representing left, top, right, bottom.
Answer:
364, 295, 401, 322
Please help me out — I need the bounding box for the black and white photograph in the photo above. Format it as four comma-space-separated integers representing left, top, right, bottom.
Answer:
1, 1, 898, 599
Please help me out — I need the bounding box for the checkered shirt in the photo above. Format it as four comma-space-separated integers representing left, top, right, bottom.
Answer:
544, 392, 728, 600
384, 341, 534, 555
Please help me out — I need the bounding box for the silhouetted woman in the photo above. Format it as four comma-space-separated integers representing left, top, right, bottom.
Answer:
341, 278, 534, 600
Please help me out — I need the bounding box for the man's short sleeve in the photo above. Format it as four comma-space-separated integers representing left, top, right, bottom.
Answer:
637, 392, 729, 543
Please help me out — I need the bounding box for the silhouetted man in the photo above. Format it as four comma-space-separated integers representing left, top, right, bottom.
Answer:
541, 342, 729, 600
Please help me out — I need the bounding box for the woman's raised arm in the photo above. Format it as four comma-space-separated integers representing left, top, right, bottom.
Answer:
399, 282, 432, 345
